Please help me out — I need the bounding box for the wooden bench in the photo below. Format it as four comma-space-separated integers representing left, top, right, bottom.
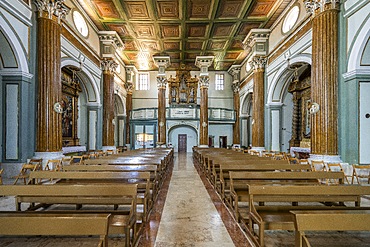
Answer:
28, 171, 151, 223
63, 164, 160, 199
291, 209, 370, 247
0, 212, 111, 247
245, 184, 370, 247
0, 184, 137, 247
219, 163, 312, 202
229, 171, 346, 222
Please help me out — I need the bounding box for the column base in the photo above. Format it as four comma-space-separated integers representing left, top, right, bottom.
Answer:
102, 146, 117, 153
34, 151, 64, 169
309, 154, 342, 163
251, 147, 266, 156
198, 145, 209, 148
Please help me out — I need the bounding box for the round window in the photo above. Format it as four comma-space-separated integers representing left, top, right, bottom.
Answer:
73, 11, 89, 37
282, 6, 300, 34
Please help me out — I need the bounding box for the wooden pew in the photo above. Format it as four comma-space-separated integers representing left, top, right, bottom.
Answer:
291, 210, 370, 247
0, 184, 137, 247
219, 163, 312, 202
229, 171, 346, 222
0, 212, 111, 247
63, 164, 160, 200
245, 184, 370, 247
210, 159, 289, 189
28, 171, 151, 223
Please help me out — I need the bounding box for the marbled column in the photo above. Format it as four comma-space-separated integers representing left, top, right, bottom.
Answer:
232, 83, 241, 144
157, 76, 167, 144
289, 92, 301, 147
125, 85, 133, 145
101, 59, 117, 147
199, 76, 210, 146
251, 56, 267, 148
305, 0, 339, 155
34, 0, 68, 152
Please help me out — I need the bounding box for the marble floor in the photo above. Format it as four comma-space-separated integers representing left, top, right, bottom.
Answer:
1, 153, 370, 246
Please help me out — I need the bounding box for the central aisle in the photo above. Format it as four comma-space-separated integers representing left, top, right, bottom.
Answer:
154, 153, 235, 247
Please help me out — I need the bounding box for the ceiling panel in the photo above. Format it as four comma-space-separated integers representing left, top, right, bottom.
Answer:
77, 0, 289, 71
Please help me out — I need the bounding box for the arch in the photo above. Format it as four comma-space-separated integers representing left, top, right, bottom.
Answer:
267, 54, 311, 104
348, 15, 370, 72
168, 124, 198, 152
240, 92, 253, 116
61, 58, 101, 104
114, 93, 126, 116
0, 14, 29, 73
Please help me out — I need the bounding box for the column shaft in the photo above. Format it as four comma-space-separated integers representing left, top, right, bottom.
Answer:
36, 14, 62, 152
200, 82, 209, 146
311, 8, 339, 155
126, 92, 132, 145
158, 86, 166, 144
233, 91, 240, 144
252, 69, 265, 147
102, 71, 115, 146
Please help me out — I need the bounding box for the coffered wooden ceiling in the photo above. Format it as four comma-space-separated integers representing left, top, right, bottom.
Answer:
77, 0, 290, 71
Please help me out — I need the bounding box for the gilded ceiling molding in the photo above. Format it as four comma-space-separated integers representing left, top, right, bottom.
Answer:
101, 58, 118, 74
34, 0, 69, 23
304, 0, 340, 15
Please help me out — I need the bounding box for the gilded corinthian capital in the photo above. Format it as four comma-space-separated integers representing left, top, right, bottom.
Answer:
34, 0, 69, 22
101, 59, 118, 74
304, 0, 340, 14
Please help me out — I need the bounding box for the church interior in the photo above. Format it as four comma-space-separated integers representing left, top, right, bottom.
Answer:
0, 0, 370, 246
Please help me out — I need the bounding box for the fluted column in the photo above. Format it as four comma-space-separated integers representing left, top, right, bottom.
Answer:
305, 0, 339, 155
125, 84, 133, 146
251, 56, 267, 148
101, 59, 117, 147
157, 76, 167, 144
35, 0, 68, 152
199, 76, 210, 146
229, 65, 241, 145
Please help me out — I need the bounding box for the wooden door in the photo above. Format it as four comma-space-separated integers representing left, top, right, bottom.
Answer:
178, 134, 187, 153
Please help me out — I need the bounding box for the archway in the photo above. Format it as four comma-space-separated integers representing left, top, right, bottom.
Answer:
267, 55, 311, 152
240, 92, 253, 148
0, 20, 33, 162
114, 93, 126, 147
61, 59, 101, 150
168, 124, 198, 153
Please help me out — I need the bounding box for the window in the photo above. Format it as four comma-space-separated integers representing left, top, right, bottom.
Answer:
73, 10, 89, 37
215, 74, 224, 90
282, 5, 300, 34
137, 73, 149, 90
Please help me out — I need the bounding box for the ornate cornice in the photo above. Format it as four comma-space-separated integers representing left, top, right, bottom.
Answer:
304, 0, 340, 15
101, 59, 118, 74
34, 0, 70, 23
250, 56, 267, 71
199, 75, 210, 89
157, 76, 167, 89
98, 31, 124, 50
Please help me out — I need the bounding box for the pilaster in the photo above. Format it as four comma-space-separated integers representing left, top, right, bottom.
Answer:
229, 65, 241, 145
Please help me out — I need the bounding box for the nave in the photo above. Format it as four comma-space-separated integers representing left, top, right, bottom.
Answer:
1, 152, 370, 246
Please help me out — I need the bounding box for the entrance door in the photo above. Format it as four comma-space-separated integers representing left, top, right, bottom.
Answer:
219, 136, 227, 148
360, 82, 370, 163
178, 134, 187, 153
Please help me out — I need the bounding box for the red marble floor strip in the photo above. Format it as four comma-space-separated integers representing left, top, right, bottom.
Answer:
137, 161, 174, 246
194, 161, 253, 247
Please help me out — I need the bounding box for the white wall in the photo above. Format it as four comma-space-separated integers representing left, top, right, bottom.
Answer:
168, 126, 197, 152
209, 124, 233, 147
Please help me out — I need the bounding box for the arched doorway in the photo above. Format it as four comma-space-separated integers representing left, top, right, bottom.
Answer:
61, 59, 101, 151
168, 125, 198, 153
267, 56, 311, 153
0, 21, 33, 162
240, 92, 253, 148
114, 93, 126, 147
